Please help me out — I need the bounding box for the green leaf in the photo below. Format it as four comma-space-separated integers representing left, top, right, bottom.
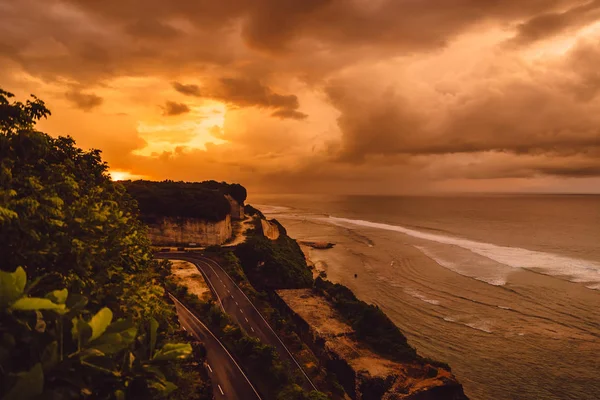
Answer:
0, 267, 26, 308
3, 363, 44, 400
13, 267, 26, 295
89, 308, 113, 342
10, 297, 66, 312
152, 343, 192, 361
91, 319, 137, 355
149, 318, 158, 358
46, 288, 68, 304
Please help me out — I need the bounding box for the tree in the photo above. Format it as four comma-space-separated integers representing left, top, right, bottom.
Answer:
0, 88, 210, 399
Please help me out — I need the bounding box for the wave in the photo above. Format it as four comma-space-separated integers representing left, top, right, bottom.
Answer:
413, 244, 509, 286
404, 288, 441, 305
443, 316, 493, 333
323, 216, 600, 289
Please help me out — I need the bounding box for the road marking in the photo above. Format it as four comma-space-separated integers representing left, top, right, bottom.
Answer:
245, 317, 249, 323
218, 384, 224, 395
240, 309, 243, 314
206, 363, 213, 373
251, 327, 255, 333
168, 293, 263, 400
198, 257, 319, 392
235, 301, 239, 306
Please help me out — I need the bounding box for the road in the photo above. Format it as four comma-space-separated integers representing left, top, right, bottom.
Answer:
169, 294, 262, 400
159, 252, 318, 393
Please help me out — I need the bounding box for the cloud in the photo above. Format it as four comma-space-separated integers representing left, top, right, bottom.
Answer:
65, 91, 104, 111
271, 109, 308, 120
172, 82, 202, 97
177, 77, 308, 119
161, 101, 190, 116
507, 1, 600, 46
4, 0, 600, 193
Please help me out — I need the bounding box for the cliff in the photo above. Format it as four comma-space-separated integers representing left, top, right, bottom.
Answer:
123, 180, 248, 246
225, 194, 245, 220
260, 218, 280, 240
275, 289, 468, 400
146, 214, 232, 246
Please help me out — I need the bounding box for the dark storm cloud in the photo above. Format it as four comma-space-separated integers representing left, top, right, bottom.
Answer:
1, 0, 580, 82
3, 0, 600, 189
195, 77, 307, 119
325, 39, 600, 174
65, 91, 104, 111
172, 82, 202, 97
271, 109, 308, 120
508, 1, 600, 46
161, 101, 190, 116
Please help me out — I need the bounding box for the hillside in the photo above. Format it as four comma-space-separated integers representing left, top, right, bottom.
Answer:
0, 88, 211, 400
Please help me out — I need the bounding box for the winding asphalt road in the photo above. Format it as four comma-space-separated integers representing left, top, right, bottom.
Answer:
159, 252, 318, 393
169, 294, 262, 400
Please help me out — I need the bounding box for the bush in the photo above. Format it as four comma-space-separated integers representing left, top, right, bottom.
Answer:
315, 277, 417, 362
235, 227, 313, 290
0, 88, 210, 399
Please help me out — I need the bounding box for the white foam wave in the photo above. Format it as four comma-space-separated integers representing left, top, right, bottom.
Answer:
465, 322, 494, 334
404, 288, 440, 305
323, 216, 600, 289
255, 204, 292, 214
413, 244, 508, 286
442, 316, 493, 333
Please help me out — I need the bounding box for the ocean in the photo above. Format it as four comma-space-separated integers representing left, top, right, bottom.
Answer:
249, 194, 600, 400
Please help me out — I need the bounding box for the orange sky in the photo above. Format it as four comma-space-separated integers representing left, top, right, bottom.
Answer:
2, 0, 600, 194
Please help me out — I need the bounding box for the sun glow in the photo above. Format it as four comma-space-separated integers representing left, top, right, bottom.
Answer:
132, 101, 228, 157
109, 170, 146, 181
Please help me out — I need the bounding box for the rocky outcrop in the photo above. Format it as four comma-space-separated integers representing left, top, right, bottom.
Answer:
260, 219, 280, 240
146, 215, 232, 246
225, 195, 245, 220
274, 289, 468, 400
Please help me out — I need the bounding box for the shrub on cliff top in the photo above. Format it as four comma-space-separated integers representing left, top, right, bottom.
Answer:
235, 225, 313, 290
122, 180, 232, 222
315, 277, 418, 362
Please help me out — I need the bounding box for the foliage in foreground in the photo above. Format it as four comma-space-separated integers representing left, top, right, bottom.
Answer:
0, 267, 192, 399
0, 88, 209, 398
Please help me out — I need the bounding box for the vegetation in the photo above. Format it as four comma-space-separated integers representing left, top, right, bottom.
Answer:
122, 180, 231, 222
235, 221, 313, 290
0, 88, 210, 399
167, 282, 328, 400
314, 277, 418, 362
203, 248, 348, 399
244, 204, 265, 219
122, 180, 247, 223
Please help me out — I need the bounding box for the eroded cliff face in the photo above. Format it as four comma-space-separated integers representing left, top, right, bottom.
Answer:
274, 289, 468, 400
147, 214, 232, 246
260, 218, 280, 240
225, 195, 245, 220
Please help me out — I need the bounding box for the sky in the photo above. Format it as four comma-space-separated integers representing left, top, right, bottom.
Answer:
2, 0, 600, 194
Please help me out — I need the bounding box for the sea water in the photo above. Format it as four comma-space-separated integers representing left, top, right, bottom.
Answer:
250, 194, 600, 400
